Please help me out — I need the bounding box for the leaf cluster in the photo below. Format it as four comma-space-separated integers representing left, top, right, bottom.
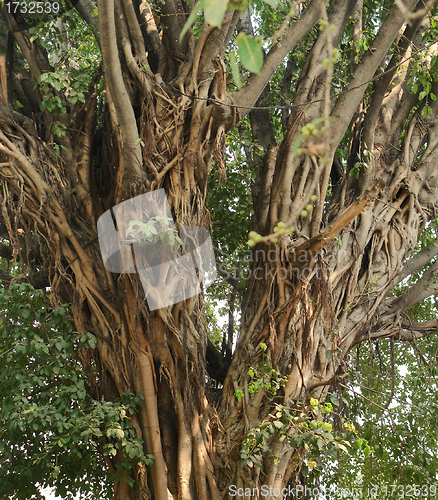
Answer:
0, 283, 151, 499
239, 396, 368, 475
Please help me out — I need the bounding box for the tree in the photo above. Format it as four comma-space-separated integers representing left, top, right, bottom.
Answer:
1, 0, 438, 498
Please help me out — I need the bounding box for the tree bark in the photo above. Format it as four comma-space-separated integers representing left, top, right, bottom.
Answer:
1, 1, 438, 498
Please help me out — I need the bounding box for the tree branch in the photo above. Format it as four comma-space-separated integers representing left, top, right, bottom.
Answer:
291, 182, 382, 256
385, 258, 438, 312
120, 0, 147, 61
138, 0, 161, 73
329, 0, 419, 149
281, 55, 296, 134
0, 129, 50, 201
71, 0, 101, 46
98, 0, 143, 187
362, 10, 425, 150
392, 239, 438, 285
158, 0, 188, 56
394, 0, 438, 20
400, 320, 438, 339
0, 8, 51, 108
363, 320, 438, 344
231, 0, 322, 118
350, 0, 363, 72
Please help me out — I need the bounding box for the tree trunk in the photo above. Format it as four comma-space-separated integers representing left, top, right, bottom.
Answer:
1, 0, 438, 498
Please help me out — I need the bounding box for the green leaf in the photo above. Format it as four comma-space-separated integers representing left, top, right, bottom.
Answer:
431, 55, 438, 75
179, 2, 202, 41
204, 0, 228, 27
229, 52, 241, 90
166, 230, 176, 246
329, 395, 339, 407
337, 443, 349, 454
293, 134, 302, 154
237, 34, 263, 74
262, 0, 277, 5
52, 80, 63, 91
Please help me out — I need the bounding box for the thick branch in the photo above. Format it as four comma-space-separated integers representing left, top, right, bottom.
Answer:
399, 320, 438, 340
329, 0, 419, 148
1, 9, 51, 108
386, 258, 438, 312
249, 86, 276, 152
72, 0, 101, 46
158, 0, 187, 55
98, 0, 143, 186
232, 0, 322, 118
362, 11, 424, 150
362, 320, 438, 344
350, 0, 363, 71
120, 0, 147, 60
393, 239, 438, 285
291, 182, 382, 256
138, 0, 160, 72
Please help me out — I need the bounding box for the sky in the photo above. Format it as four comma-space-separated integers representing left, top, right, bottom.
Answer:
40, 487, 79, 500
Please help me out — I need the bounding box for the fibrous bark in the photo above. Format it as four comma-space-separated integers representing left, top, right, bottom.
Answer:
1, 0, 438, 498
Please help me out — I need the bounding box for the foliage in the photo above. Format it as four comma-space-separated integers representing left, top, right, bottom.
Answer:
320, 337, 438, 493
320, 220, 438, 491
246, 342, 287, 396
2, 0, 438, 497
0, 283, 152, 500
240, 396, 369, 476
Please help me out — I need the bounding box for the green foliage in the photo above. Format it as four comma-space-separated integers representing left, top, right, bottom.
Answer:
27, 4, 100, 69
235, 389, 244, 401
206, 120, 254, 315
235, 33, 263, 74
0, 283, 152, 500
350, 147, 373, 180
321, 220, 438, 491
240, 397, 367, 473
37, 68, 86, 113
321, 338, 438, 492
405, 10, 438, 118
25, 4, 102, 147
247, 343, 287, 396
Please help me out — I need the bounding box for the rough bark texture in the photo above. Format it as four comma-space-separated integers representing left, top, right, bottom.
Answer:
1, 0, 438, 498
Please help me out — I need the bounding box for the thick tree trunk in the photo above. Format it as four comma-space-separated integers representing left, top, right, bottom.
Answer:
1, 0, 438, 498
